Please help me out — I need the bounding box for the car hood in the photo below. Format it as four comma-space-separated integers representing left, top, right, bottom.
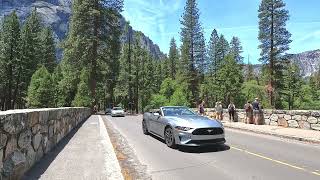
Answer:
166, 115, 223, 128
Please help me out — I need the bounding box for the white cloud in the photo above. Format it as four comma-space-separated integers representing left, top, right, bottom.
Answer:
122, 0, 182, 53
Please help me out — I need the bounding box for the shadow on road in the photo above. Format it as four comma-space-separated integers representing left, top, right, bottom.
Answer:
22, 118, 87, 180
178, 144, 230, 154
149, 134, 230, 154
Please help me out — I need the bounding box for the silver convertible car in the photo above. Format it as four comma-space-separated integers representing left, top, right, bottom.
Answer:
142, 106, 225, 148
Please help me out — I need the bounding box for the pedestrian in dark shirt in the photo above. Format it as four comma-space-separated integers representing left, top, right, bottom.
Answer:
228, 102, 236, 122
252, 98, 260, 124
199, 100, 205, 115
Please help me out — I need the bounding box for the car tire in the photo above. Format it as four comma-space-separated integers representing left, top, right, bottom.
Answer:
164, 127, 177, 149
142, 120, 149, 135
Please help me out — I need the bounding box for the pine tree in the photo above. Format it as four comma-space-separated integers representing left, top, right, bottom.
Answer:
27, 66, 54, 108
216, 34, 229, 66
0, 11, 22, 110
180, 0, 204, 106
208, 29, 219, 76
72, 68, 92, 107
61, 0, 123, 108
258, 0, 292, 107
168, 38, 179, 79
230, 36, 243, 64
20, 9, 43, 106
40, 27, 56, 73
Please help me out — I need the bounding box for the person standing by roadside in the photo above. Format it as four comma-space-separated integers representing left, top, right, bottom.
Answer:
199, 100, 205, 115
228, 102, 236, 122
252, 98, 260, 124
216, 101, 223, 120
244, 101, 253, 123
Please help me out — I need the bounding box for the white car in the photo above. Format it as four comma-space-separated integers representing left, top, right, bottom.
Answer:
111, 107, 125, 117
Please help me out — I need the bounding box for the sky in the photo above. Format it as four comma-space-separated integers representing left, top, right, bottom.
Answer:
122, 0, 320, 64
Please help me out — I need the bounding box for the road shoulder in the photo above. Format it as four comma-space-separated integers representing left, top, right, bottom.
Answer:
102, 115, 152, 180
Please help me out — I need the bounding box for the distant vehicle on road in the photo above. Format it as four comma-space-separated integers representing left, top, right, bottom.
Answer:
111, 107, 125, 117
142, 106, 225, 148
105, 108, 112, 115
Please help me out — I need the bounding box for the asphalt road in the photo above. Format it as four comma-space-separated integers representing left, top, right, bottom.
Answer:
104, 115, 320, 180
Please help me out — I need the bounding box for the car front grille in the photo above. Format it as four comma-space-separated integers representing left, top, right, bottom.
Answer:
192, 128, 224, 135
187, 138, 226, 145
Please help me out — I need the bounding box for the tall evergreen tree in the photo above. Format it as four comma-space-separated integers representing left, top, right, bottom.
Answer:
180, 0, 204, 106
258, 0, 292, 107
0, 11, 21, 110
168, 37, 179, 79
216, 34, 229, 66
40, 27, 57, 73
72, 68, 92, 107
61, 0, 123, 108
208, 29, 219, 76
230, 36, 243, 64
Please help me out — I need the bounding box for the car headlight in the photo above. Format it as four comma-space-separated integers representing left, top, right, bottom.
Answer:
175, 126, 193, 131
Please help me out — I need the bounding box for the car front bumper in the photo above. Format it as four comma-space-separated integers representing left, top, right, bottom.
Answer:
174, 130, 225, 146
111, 113, 125, 116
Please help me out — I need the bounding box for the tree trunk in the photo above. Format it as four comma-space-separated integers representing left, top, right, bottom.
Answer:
90, 1, 99, 109
269, 2, 275, 108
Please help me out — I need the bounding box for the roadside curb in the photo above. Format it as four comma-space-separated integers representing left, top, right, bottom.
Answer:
223, 123, 320, 144
98, 115, 124, 180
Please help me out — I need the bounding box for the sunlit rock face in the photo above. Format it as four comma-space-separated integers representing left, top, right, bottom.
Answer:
0, 0, 166, 60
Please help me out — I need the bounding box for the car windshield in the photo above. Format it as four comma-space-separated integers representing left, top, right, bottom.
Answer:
162, 107, 196, 116
113, 107, 122, 110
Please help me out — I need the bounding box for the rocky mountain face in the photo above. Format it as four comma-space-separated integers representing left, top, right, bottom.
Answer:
288, 50, 320, 77
0, 0, 165, 60
244, 50, 320, 78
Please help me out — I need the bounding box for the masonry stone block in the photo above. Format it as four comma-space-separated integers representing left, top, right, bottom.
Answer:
32, 133, 42, 151
27, 111, 39, 127
0, 132, 7, 149
311, 124, 320, 131
301, 115, 308, 121
270, 114, 278, 122
39, 111, 49, 125
292, 115, 302, 121
18, 130, 32, 149
5, 137, 17, 158
2, 150, 26, 180
298, 121, 311, 130
284, 115, 291, 120
0, 148, 3, 169
32, 124, 41, 135
311, 111, 320, 117
264, 118, 270, 125
307, 117, 318, 124
288, 120, 299, 128
3, 113, 27, 134
26, 145, 36, 169
278, 118, 288, 127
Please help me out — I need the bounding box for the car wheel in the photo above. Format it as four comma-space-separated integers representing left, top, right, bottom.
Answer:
164, 127, 177, 149
142, 120, 149, 135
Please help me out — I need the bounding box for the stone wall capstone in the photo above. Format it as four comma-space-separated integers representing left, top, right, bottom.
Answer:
0, 107, 91, 180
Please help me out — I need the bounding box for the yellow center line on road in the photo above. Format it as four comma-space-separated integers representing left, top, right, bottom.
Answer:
230, 145, 320, 176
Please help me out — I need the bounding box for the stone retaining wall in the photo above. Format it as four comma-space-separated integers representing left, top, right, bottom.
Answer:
201, 108, 320, 131
0, 107, 91, 180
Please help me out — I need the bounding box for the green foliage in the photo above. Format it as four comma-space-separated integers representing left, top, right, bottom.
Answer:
27, 66, 54, 108
258, 0, 292, 107
168, 38, 179, 79
39, 27, 56, 73
230, 36, 243, 64
72, 68, 92, 107
0, 11, 22, 110
241, 80, 269, 108
216, 54, 243, 107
